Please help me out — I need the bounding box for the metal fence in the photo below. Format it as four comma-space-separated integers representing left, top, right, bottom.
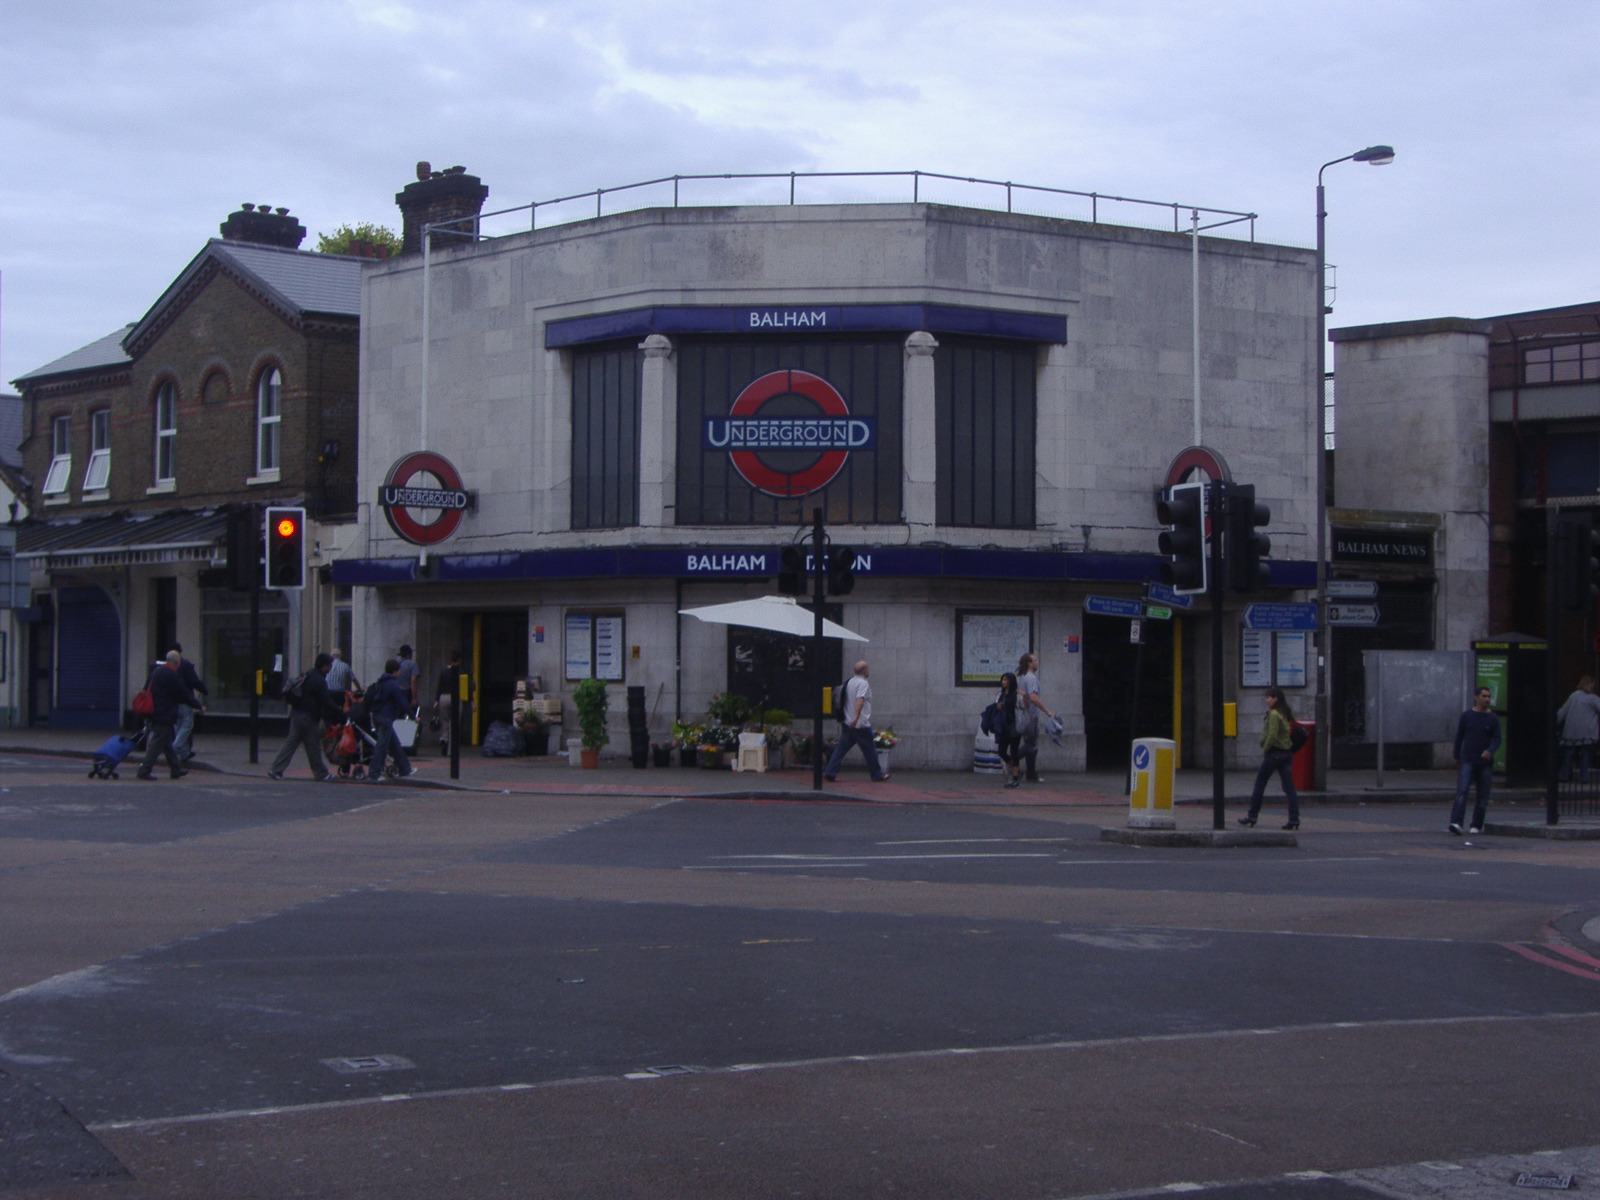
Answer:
430, 169, 1258, 245
1556, 770, 1600, 817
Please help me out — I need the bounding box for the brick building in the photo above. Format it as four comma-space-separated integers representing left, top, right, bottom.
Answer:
10, 206, 365, 728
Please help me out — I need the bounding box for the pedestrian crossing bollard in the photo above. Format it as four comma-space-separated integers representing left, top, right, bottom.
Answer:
1128, 737, 1176, 828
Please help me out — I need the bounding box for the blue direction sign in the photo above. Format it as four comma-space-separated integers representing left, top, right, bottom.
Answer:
1242, 603, 1317, 631
1146, 582, 1195, 609
1084, 595, 1145, 619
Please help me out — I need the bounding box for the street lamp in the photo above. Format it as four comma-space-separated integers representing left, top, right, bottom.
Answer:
1314, 145, 1395, 790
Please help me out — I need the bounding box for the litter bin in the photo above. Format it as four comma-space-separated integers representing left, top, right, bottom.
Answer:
1128, 737, 1176, 829
1291, 720, 1315, 792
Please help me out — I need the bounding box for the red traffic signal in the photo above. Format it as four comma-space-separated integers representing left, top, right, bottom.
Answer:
264, 506, 306, 590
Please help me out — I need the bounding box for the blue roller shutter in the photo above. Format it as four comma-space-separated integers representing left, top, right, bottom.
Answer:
53, 585, 122, 728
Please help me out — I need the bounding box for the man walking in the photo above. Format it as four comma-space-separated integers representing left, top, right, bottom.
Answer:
365, 658, 418, 781
168, 642, 209, 762
324, 648, 359, 710
1016, 652, 1057, 783
1451, 685, 1502, 835
396, 644, 420, 712
268, 653, 343, 782
823, 660, 889, 783
136, 651, 204, 780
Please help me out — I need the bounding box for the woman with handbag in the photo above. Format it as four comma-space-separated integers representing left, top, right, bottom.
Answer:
993, 672, 1024, 789
1239, 686, 1300, 830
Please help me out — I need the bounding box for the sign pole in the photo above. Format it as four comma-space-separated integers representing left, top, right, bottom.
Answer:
811, 507, 826, 793
1210, 481, 1226, 830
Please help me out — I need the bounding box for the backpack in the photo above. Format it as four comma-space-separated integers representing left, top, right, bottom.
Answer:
282, 672, 307, 706
1289, 723, 1310, 753
131, 688, 155, 718
832, 681, 848, 723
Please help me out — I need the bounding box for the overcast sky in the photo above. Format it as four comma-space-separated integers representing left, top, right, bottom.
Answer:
2, 0, 1597, 386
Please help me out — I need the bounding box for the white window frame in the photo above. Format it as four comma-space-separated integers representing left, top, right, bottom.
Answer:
83, 408, 111, 493
154, 382, 176, 485
256, 368, 281, 477
42, 414, 72, 496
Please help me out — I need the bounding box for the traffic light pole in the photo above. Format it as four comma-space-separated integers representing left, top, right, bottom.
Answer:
811, 507, 826, 793
248, 579, 260, 765
1210, 481, 1227, 830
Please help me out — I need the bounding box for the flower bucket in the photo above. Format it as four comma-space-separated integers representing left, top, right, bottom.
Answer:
580, 747, 601, 769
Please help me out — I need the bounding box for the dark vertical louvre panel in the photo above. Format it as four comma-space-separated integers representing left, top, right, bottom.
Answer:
570, 347, 641, 529
935, 340, 1037, 529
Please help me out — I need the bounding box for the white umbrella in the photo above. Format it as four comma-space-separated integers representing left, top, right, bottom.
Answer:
678, 595, 868, 641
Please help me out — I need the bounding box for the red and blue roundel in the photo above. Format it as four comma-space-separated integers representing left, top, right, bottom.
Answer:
704, 369, 876, 498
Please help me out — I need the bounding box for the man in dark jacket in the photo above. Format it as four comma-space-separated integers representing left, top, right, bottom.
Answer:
1451, 686, 1503, 835
267, 653, 344, 781
170, 642, 209, 762
136, 651, 204, 780
365, 658, 417, 782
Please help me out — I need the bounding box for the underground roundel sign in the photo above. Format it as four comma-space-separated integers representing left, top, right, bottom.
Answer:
379, 451, 473, 546
704, 369, 876, 498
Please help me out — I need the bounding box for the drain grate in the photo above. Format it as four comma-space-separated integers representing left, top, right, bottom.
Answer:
1515, 1174, 1575, 1191
321, 1054, 416, 1075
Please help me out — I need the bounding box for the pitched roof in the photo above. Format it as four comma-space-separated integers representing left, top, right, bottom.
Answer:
123, 239, 363, 356
11, 326, 134, 385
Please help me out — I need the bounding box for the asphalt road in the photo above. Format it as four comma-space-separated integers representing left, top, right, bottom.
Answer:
1, 752, 1597, 1198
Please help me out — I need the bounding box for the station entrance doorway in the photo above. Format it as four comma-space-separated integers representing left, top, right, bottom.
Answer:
454, 611, 528, 744
1081, 611, 1176, 769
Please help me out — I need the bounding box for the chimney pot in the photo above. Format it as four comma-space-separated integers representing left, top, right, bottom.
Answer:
395, 164, 488, 256
220, 204, 308, 249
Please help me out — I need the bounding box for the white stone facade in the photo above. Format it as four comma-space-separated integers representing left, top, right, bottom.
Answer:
349, 202, 1319, 770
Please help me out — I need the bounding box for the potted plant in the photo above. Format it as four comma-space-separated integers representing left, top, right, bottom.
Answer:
873, 727, 898, 774
672, 720, 705, 767
706, 691, 753, 727
651, 741, 674, 767
573, 678, 609, 768
515, 707, 548, 755
697, 725, 737, 768
790, 732, 813, 767
763, 708, 794, 765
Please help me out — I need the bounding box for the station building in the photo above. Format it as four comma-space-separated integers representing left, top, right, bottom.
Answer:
341, 172, 1321, 769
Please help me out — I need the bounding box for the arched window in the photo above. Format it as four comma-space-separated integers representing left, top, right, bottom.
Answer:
42, 414, 72, 496
257, 368, 281, 475
154, 382, 177, 484
83, 409, 111, 492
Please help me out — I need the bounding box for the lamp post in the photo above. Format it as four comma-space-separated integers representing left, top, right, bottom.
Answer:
1314, 144, 1394, 790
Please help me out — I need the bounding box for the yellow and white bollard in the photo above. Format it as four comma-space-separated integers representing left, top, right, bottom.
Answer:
1128, 737, 1176, 829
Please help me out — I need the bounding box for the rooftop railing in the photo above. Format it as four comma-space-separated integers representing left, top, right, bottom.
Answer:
427, 169, 1258, 244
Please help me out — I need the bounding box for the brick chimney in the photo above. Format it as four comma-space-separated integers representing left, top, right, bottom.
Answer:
395, 162, 489, 255
219, 204, 307, 249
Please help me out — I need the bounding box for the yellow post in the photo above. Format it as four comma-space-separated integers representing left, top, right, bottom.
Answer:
255, 669, 263, 695
822, 684, 832, 716
1223, 701, 1238, 738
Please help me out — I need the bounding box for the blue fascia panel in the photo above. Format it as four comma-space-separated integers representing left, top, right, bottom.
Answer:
546, 304, 1068, 349
330, 558, 417, 585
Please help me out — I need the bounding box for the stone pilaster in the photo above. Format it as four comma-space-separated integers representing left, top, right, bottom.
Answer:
902, 331, 938, 530
638, 334, 677, 527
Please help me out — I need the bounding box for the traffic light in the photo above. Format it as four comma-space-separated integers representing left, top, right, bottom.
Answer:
1224, 483, 1272, 593
777, 545, 807, 595
226, 504, 262, 591
827, 545, 856, 595
1156, 481, 1208, 594
1554, 512, 1600, 611
264, 506, 306, 590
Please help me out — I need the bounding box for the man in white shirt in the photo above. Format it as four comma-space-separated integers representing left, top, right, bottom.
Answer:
823, 660, 889, 783
1016, 652, 1056, 783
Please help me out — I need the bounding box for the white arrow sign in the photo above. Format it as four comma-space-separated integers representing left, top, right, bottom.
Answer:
1328, 602, 1380, 627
